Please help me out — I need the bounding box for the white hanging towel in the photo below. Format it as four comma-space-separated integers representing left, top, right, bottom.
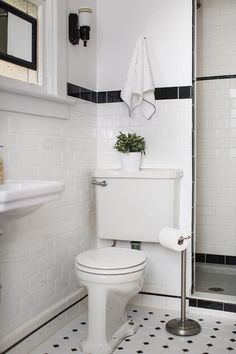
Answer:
121, 37, 156, 120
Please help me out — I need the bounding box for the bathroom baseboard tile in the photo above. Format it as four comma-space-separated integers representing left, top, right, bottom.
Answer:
131, 293, 236, 320
1, 288, 88, 354
5, 312, 68, 354
129, 292, 189, 311
192, 291, 236, 304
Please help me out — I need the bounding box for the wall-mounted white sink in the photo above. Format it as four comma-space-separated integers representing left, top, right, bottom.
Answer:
0, 180, 65, 223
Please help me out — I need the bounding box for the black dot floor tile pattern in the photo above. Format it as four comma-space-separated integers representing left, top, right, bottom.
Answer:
30, 305, 236, 354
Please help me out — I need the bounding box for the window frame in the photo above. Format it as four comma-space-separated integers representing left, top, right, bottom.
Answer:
0, 0, 37, 70
0, 0, 75, 119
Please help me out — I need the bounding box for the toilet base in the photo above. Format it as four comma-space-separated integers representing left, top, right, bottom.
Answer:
81, 318, 140, 354
75, 249, 146, 354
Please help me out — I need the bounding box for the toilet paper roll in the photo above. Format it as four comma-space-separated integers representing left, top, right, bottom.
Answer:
159, 227, 190, 252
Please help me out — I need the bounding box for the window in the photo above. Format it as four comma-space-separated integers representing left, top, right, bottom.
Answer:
0, 0, 39, 85
0, 0, 73, 118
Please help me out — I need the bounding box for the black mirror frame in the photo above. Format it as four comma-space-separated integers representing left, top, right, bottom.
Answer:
0, 0, 37, 71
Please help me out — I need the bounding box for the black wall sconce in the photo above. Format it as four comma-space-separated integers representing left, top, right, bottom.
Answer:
69, 7, 92, 47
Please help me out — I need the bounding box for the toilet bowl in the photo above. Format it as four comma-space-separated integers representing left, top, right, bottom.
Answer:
75, 247, 146, 354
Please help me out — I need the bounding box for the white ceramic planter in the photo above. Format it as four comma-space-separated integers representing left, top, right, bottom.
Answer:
121, 152, 141, 171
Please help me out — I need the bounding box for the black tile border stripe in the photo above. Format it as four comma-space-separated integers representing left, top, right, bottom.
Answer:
196, 253, 236, 265
1, 294, 88, 354
189, 298, 236, 313
197, 74, 236, 81
67, 83, 192, 103
140, 292, 236, 313
155, 87, 178, 100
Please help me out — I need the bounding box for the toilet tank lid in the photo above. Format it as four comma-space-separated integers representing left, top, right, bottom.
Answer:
94, 169, 183, 179
76, 247, 146, 270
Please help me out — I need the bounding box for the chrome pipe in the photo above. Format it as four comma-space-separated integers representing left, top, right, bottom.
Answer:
166, 248, 201, 336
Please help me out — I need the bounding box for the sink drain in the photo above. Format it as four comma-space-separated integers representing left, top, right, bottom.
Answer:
208, 287, 224, 292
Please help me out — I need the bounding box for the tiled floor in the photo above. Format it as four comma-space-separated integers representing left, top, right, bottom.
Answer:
31, 305, 236, 354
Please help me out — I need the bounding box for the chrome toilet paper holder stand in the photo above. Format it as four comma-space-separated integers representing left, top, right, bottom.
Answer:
166, 236, 201, 336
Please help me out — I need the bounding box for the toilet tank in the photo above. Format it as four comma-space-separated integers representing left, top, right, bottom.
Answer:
93, 169, 183, 243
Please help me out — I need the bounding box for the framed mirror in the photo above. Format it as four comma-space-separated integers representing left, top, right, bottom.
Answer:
0, 0, 37, 70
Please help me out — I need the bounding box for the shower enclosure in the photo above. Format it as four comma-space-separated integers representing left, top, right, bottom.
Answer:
195, 0, 236, 303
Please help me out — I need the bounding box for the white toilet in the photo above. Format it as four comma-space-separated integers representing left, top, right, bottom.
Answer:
75, 169, 182, 354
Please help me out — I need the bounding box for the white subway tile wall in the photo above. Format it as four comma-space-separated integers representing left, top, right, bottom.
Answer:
97, 99, 192, 296
197, 0, 236, 77
0, 100, 97, 348
0, 96, 193, 350
196, 0, 236, 256
196, 79, 236, 256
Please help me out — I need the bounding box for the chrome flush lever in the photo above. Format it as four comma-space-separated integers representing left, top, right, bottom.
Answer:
92, 179, 108, 187
178, 235, 191, 245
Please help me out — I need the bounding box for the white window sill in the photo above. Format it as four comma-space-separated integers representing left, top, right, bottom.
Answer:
0, 78, 77, 119
0, 83, 76, 105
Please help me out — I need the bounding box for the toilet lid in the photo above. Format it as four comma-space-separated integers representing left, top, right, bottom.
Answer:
76, 247, 146, 270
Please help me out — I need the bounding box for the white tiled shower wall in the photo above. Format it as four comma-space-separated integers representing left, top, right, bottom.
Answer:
197, 0, 236, 77
97, 99, 192, 296
196, 0, 236, 256
196, 79, 236, 256
0, 101, 97, 350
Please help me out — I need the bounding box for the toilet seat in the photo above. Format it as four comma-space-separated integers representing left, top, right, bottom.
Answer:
75, 247, 146, 275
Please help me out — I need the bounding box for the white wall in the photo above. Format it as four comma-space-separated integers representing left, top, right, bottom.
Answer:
96, 0, 192, 91
67, 0, 97, 90
196, 0, 236, 256
96, 0, 193, 296
0, 100, 97, 350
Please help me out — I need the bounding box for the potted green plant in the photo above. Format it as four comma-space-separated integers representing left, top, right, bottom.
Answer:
113, 132, 145, 171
